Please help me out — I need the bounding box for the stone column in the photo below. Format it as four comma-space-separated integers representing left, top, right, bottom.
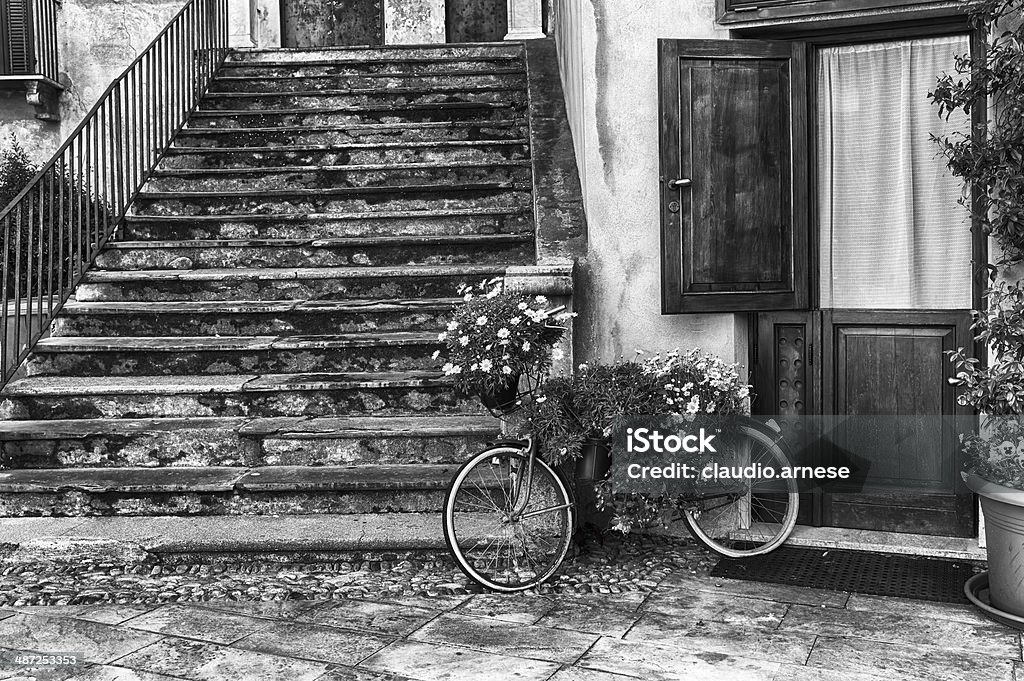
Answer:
255, 0, 282, 47
505, 0, 545, 40
228, 0, 256, 47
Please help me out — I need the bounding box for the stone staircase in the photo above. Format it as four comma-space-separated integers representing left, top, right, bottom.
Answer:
0, 44, 539, 551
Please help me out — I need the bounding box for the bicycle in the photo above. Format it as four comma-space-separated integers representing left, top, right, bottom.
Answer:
441, 381, 800, 592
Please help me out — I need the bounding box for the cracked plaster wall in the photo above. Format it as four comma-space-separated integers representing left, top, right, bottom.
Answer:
552, 0, 750, 369
0, 0, 185, 166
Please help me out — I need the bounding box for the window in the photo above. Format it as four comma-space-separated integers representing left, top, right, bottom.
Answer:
716, 0, 952, 26
658, 32, 977, 314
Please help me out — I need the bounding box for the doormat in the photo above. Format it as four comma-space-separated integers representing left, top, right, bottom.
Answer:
710, 546, 977, 604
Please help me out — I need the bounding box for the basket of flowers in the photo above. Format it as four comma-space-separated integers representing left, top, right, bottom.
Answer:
435, 278, 574, 415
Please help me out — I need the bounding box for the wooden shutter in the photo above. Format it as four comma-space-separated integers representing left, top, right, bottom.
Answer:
1, 0, 34, 75
659, 39, 808, 313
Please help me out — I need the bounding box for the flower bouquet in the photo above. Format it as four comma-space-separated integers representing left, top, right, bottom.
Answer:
435, 279, 573, 412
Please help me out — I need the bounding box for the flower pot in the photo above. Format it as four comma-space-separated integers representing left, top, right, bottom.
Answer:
964, 472, 1024, 617
479, 375, 521, 413
575, 439, 612, 481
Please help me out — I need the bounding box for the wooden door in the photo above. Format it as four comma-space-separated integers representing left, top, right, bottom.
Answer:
445, 0, 507, 42
281, 0, 383, 48
755, 311, 975, 536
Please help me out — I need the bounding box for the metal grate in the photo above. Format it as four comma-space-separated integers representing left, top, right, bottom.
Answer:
710, 546, 977, 604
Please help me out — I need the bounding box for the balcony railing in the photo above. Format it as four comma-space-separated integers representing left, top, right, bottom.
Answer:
0, 0, 229, 387
0, 0, 59, 84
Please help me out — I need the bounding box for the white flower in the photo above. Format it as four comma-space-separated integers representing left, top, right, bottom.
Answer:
535, 295, 548, 304
470, 363, 479, 371
442, 362, 454, 373
476, 315, 488, 326
463, 293, 473, 301
486, 288, 500, 299
450, 365, 462, 374
518, 302, 529, 310
447, 321, 459, 331
459, 335, 470, 347
522, 341, 531, 352
431, 350, 441, 360
552, 348, 564, 360
578, 363, 588, 371
496, 328, 510, 339
437, 332, 448, 341
480, 359, 493, 372
536, 395, 547, 403
510, 316, 522, 326
502, 366, 513, 375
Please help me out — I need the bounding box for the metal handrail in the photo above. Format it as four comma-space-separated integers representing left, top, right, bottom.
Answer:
0, 0, 229, 387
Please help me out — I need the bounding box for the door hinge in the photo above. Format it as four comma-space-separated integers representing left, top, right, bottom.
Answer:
807, 342, 813, 366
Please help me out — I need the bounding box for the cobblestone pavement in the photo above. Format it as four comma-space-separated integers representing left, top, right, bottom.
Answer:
0, 535, 1020, 681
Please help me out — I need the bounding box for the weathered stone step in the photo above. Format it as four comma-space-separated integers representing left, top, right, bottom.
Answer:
0, 414, 497, 468
187, 101, 518, 128
230, 44, 522, 64
0, 371, 478, 420
54, 298, 459, 337
146, 161, 532, 192
161, 140, 530, 169
175, 120, 526, 147
198, 86, 525, 112
77, 264, 505, 302
133, 183, 530, 217
221, 58, 523, 78
118, 208, 532, 240
27, 331, 440, 376
0, 464, 471, 517
0, 512, 497, 553
209, 70, 524, 92
95, 234, 534, 270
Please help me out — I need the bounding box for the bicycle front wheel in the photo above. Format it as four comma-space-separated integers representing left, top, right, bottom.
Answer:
443, 446, 574, 592
682, 424, 799, 558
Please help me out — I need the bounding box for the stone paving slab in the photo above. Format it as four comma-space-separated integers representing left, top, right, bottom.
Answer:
535, 599, 642, 637
661, 570, 851, 608
452, 593, 555, 624
0, 613, 162, 665
232, 620, 393, 665
642, 586, 791, 630
578, 636, 781, 681
10, 604, 155, 625
120, 603, 273, 645
361, 640, 561, 681
115, 636, 331, 680
409, 612, 599, 664
625, 611, 816, 665
844, 593, 994, 625
298, 598, 438, 636
778, 603, 1020, 658
805, 635, 1017, 681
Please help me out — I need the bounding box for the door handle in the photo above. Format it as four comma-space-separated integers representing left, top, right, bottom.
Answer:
669, 178, 692, 189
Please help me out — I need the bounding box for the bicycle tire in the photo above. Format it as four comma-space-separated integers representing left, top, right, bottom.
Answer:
443, 445, 575, 592
682, 423, 799, 558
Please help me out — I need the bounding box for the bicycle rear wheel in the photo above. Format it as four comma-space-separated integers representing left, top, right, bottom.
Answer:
682, 424, 798, 558
443, 445, 574, 592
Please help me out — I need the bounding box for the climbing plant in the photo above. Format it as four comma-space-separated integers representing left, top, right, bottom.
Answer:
933, 0, 1024, 485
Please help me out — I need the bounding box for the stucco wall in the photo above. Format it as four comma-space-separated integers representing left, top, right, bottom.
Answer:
0, 0, 186, 168
551, 0, 748, 367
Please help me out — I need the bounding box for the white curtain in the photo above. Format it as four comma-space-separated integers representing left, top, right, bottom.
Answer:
817, 35, 972, 310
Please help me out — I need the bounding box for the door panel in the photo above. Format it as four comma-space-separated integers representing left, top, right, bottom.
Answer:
282, 0, 383, 48
445, 0, 507, 43
755, 310, 975, 537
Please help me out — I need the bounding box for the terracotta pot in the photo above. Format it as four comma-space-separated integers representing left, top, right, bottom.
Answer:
575, 439, 612, 481
965, 473, 1024, 617
479, 375, 521, 413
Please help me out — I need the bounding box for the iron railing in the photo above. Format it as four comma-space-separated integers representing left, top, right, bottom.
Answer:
0, 0, 60, 83
0, 0, 229, 387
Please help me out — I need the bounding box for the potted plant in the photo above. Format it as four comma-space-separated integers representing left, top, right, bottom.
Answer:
932, 0, 1024, 622
435, 279, 572, 412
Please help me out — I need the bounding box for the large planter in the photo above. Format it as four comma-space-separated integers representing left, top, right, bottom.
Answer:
965, 472, 1024, 617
